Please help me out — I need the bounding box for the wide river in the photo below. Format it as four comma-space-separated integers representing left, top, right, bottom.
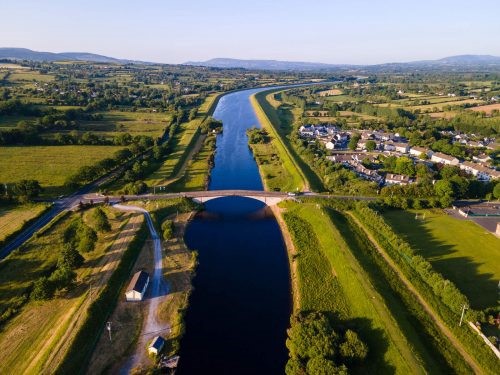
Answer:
177, 88, 291, 374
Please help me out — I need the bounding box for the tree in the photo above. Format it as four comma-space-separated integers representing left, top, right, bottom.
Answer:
348, 134, 360, 150
93, 207, 111, 232
77, 225, 98, 253
365, 140, 376, 152
58, 244, 84, 270
13, 179, 42, 201
49, 267, 76, 291
162, 219, 174, 240
340, 330, 368, 362
306, 357, 339, 375
31, 277, 54, 300
395, 157, 415, 176
434, 179, 454, 199
286, 313, 337, 360
493, 183, 500, 199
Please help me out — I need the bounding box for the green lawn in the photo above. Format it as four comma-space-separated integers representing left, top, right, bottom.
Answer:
383, 209, 500, 309
0, 203, 49, 243
281, 202, 426, 374
0, 145, 124, 196
251, 91, 309, 191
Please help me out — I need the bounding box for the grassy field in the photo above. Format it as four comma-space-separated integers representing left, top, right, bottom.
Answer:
168, 135, 215, 191
77, 110, 171, 138
280, 201, 427, 374
0, 114, 38, 129
383, 209, 500, 309
0, 203, 49, 243
143, 93, 222, 190
0, 207, 141, 374
251, 91, 309, 191
0, 145, 124, 196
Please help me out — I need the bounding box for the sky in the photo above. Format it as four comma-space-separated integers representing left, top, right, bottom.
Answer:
1, 0, 500, 65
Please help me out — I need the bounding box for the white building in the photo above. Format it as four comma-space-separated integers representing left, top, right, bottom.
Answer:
148, 336, 165, 355
125, 270, 150, 302
385, 173, 412, 185
431, 152, 460, 166
410, 146, 433, 158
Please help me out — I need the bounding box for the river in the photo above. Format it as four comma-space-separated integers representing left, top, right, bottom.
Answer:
177, 88, 291, 374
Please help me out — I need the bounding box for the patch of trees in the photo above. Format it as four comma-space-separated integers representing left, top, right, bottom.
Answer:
200, 116, 222, 134
247, 127, 270, 144
31, 242, 85, 301
285, 312, 367, 375
161, 219, 174, 241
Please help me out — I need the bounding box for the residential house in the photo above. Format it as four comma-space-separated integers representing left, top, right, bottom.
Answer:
385, 173, 412, 186
410, 146, 433, 158
460, 162, 500, 181
472, 153, 491, 164
393, 142, 410, 154
431, 152, 460, 166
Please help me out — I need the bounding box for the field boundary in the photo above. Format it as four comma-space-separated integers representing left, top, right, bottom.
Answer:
347, 212, 483, 373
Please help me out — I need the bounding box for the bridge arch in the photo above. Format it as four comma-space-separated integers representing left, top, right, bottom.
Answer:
191, 195, 285, 206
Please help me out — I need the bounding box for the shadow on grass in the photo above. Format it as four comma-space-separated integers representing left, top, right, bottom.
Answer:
383, 209, 497, 309
329, 209, 457, 373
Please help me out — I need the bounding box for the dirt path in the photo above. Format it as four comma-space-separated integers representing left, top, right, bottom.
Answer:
113, 205, 170, 371
270, 205, 301, 312
162, 134, 206, 188
348, 212, 483, 374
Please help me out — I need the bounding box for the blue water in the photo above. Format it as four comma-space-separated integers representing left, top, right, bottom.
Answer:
209, 88, 266, 190
177, 88, 291, 374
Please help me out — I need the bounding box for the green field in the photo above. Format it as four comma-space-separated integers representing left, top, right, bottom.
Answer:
0, 203, 49, 243
383, 209, 500, 309
143, 93, 222, 190
77, 110, 171, 138
251, 91, 309, 192
281, 201, 428, 374
168, 135, 215, 191
0, 145, 124, 196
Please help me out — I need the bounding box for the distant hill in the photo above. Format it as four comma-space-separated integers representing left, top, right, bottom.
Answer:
184, 58, 350, 71
1, 48, 499, 71
186, 55, 500, 71
0, 48, 148, 64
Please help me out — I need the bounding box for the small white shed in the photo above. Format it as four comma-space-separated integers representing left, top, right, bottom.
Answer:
125, 270, 149, 301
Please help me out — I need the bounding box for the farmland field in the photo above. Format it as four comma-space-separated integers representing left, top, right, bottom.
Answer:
0, 145, 124, 196
77, 110, 171, 138
469, 103, 500, 114
0, 203, 49, 243
383, 209, 500, 309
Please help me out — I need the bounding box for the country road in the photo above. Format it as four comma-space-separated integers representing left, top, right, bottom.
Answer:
113, 204, 169, 370
1, 187, 377, 260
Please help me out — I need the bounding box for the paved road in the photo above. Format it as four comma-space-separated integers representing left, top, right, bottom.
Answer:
1, 187, 377, 260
